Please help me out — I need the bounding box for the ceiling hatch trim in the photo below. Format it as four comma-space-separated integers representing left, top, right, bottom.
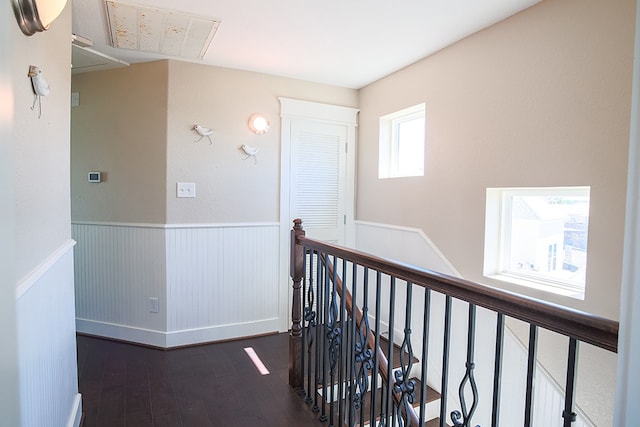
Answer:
105, 1, 221, 60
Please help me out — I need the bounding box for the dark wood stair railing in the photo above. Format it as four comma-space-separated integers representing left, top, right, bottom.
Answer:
289, 219, 619, 427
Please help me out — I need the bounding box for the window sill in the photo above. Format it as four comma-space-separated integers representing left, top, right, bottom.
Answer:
486, 273, 585, 301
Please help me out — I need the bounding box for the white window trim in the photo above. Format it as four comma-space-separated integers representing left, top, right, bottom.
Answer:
379, 103, 425, 179
484, 186, 590, 300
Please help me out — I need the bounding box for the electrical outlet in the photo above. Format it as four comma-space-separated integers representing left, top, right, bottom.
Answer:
176, 182, 196, 198
149, 297, 159, 313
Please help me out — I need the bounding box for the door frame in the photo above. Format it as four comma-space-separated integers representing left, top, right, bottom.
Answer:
278, 97, 359, 331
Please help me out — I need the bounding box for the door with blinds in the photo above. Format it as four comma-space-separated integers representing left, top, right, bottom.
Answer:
289, 120, 347, 244
278, 98, 358, 332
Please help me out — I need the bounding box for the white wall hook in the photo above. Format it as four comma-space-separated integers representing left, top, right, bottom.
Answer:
240, 144, 259, 164
192, 124, 214, 144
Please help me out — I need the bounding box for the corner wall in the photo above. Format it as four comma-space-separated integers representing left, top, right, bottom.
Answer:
0, 5, 19, 426
71, 62, 168, 224
5, 2, 81, 426
71, 61, 358, 346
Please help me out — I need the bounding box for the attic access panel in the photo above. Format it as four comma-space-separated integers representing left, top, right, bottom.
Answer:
105, 1, 221, 60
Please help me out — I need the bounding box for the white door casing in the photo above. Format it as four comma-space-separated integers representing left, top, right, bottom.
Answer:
278, 97, 359, 331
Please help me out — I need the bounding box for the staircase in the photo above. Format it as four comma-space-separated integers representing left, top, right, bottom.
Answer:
313, 333, 446, 426
288, 219, 619, 427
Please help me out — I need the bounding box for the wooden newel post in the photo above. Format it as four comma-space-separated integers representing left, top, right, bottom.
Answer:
289, 218, 305, 389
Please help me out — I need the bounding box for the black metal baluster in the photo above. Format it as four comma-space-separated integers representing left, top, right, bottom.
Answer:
313, 251, 323, 414
371, 271, 383, 426
491, 313, 505, 427
301, 249, 307, 395
451, 303, 479, 427
355, 267, 373, 426
337, 259, 348, 426
320, 253, 331, 422
419, 288, 431, 426
347, 264, 359, 427
300, 249, 308, 397
524, 324, 538, 427
305, 251, 317, 404
327, 255, 341, 426
394, 281, 416, 427
440, 295, 452, 427
383, 276, 397, 427
562, 338, 579, 427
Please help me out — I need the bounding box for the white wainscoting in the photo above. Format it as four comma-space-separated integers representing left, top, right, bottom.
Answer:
73, 223, 167, 346
15, 240, 82, 427
72, 222, 281, 348
165, 224, 281, 347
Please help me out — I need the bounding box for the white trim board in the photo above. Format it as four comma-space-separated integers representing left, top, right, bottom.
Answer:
279, 97, 359, 125
76, 318, 280, 349
67, 394, 83, 427
354, 220, 462, 277
71, 221, 279, 229
15, 239, 76, 300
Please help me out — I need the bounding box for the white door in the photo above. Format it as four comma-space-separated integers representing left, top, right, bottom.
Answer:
290, 119, 347, 244
278, 98, 359, 332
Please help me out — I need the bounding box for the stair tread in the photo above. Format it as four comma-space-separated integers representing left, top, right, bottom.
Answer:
426, 419, 451, 427
309, 326, 419, 384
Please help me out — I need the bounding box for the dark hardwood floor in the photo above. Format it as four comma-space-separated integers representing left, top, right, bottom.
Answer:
77, 333, 323, 427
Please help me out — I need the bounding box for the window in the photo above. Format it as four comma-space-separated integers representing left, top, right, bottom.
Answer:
484, 187, 590, 299
379, 103, 425, 178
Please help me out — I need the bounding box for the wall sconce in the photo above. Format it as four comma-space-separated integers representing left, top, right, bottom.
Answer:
12, 0, 68, 36
248, 113, 270, 135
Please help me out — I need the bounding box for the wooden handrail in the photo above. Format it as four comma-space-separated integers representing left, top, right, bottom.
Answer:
297, 234, 619, 354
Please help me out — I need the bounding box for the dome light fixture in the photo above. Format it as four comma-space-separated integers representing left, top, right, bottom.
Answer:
12, 0, 68, 36
248, 113, 270, 135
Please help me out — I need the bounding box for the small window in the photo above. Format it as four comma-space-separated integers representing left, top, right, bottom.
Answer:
484, 187, 590, 299
379, 103, 425, 178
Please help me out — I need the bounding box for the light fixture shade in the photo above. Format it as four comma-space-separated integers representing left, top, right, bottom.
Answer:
12, 0, 67, 36
248, 113, 270, 135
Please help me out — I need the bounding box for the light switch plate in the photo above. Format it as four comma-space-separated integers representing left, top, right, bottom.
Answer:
177, 182, 196, 198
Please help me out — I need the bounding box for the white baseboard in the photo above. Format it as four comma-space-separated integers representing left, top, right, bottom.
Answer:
67, 394, 82, 427
76, 317, 281, 348
76, 319, 167, 347
165, 318, 281, 347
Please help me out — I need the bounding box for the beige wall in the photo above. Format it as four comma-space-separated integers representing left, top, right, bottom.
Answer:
3, 3, 73, 425
357, 0, 634, 320
11, 4, 73, 280
71, 62, 168, 223
71, 60, 358, 224
165, 61, 358, 224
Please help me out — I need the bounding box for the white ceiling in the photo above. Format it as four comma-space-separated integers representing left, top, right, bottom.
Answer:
71, 0, 541, 89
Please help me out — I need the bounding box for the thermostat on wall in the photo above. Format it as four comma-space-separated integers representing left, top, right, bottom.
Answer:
88, 172, 101, 183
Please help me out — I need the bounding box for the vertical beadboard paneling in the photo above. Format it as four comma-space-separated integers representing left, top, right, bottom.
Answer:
16, 245, 81, 427
73, 222, 281, 347
73, 224, 167, 334
166, 224, 280, 344
166, 227, 224, 329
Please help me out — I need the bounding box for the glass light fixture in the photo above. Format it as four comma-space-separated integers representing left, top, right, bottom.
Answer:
248, 113, 270, 135
12, 0, 68, 36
